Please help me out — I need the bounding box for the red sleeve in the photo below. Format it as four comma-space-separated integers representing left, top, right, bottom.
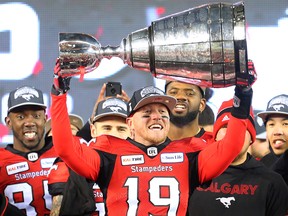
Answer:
48, 161, 69, 185
197, 115, 247, 183
51, 93, 100, 181
47, 161, 69, 196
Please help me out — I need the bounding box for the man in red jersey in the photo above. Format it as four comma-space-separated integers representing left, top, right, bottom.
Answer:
48, 97, 129, 216
51, 60, 254, 215
0, 85, 57, 215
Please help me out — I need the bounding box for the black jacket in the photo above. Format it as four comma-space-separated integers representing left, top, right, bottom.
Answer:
189, 154, 288, 216
272, 150, 288, 186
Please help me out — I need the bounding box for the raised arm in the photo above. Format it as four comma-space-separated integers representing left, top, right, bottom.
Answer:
198, 85, 253, 183
50, 59, 100, 180
197, 60, 257, 183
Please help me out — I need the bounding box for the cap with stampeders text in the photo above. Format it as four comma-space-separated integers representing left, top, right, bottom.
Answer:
257, 94, 288, 123
7, 86, 46, 113
127, 86, 176, 116
92, 98, 127, 122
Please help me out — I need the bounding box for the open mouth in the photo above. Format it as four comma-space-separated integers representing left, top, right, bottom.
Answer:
24, 131, 37, 139
273, 139, 286, 149
148, 124, 163, 130
174, 103, 187, 111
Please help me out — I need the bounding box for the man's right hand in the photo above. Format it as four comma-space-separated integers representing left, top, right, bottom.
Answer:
51, 58, 71, 95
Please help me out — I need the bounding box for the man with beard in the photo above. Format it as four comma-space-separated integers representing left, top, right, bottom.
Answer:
165, 81, 213, 141
0, 85, 57, 215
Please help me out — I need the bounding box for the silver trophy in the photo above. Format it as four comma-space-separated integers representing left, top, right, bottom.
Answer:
59, 1, 248, 87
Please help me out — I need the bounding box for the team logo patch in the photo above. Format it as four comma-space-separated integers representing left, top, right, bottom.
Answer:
47, 164, 58, 176
6, 162, 29, 175
147, 147, 158, 156
14, 86, 40, 101
102, 99, 127, 112
121, 155, 144, 165
216, 197, 235, 208
272, 104, 284, 111
160, 153, 184, 163
222, 114, 230, 122
40, 158, 56, 169
27, 152, 38, 161
140, 86, 164, 97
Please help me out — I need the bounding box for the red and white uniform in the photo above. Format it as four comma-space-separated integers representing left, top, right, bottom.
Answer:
0, 140, 57, 216
51, 93, 248, 216
48, 156, 105, 216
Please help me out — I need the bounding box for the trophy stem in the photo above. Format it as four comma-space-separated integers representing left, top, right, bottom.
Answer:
100, 45, 123, 60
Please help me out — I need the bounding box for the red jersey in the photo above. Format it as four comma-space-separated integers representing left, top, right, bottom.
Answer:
194, 127, 213, 142
48, 155, 104, 216
0, 139, 57, 216
51, 93, 248, 216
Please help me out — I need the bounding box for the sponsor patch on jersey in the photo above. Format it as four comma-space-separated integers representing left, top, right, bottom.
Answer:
40, 157, 56, 169
160, 153, 184, 163
121, 155, 144, 165
27, 152, 38, 161
6, 162, 29, 175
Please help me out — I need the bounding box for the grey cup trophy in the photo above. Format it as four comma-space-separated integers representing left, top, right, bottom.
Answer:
59, 1, 248, 88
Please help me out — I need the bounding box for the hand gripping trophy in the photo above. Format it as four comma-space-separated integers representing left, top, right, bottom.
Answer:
58, 1, 251, 88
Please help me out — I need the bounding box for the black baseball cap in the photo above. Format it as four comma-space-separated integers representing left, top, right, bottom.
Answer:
92, 98, 127, 122
257, 94, 288, 123
254, 110, 266, 140
7, 86, 46, 113
127, 86, 177, 116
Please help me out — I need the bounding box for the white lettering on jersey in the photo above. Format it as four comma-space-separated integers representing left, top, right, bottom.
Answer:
40, 158, 56, 169
121, 155, 144, 165
131, 165, 173, 173
161, 153, 184, 163
6, 162, 29, 175
15, 170, 49, 180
